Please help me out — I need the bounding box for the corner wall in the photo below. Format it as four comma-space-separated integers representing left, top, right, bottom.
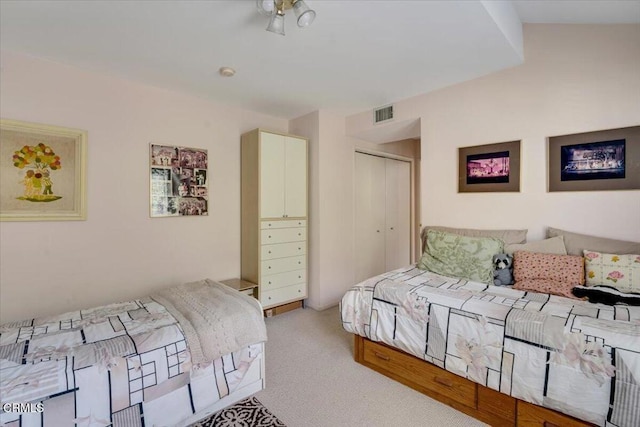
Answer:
0, 51, 288, 323
348, 24, 640, 242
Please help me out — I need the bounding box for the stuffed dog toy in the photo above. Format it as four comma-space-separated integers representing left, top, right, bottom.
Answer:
493, 253, 513, 286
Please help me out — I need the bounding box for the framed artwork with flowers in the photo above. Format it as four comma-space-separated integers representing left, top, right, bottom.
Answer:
0, 119, 87, 221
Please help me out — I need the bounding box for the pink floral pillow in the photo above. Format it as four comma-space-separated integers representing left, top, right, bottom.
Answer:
583, 250, 640, 293
512, 251, 584, 298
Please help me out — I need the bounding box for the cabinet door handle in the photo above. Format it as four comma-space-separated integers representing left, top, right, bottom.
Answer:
390, 227, 394, 230
374, 352, 390, 361
268, 266, 271, 269
434, 377, 453, 388
376, 230, 380, 233
298, 275, 302, 279
298, 233, 301, 236
268, 251, 272, 254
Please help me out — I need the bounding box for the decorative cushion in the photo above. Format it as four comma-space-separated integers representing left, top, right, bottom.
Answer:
417, 229, 504, 284
505, 236, 567, 256
547, 227, 640, 256
421, 226, 527, 251
583, 250, 640, 293
513, 251, 584, 298
572, 285, 640, 306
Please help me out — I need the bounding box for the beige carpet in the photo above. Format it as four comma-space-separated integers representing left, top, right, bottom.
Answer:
255, 306, 487, 427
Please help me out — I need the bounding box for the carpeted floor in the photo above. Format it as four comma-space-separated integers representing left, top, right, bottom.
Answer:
189, 397, 286, 427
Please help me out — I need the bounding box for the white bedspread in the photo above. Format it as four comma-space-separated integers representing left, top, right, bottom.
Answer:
151, 279, 267, 364
341, 266, 640, 427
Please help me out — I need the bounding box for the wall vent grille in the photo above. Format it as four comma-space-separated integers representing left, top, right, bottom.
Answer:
374, 105, 394, 124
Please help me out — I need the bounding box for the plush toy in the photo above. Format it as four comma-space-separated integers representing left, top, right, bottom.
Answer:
493, 253, 513, 286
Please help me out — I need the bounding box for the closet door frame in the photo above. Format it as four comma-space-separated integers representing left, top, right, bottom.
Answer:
354, 149, 416, 266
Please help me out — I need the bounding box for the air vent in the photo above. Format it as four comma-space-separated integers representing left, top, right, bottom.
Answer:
374, 105, 394, 124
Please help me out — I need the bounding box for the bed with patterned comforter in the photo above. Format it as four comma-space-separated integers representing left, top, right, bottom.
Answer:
0, 279, 267, 427
341, 266, 640, 427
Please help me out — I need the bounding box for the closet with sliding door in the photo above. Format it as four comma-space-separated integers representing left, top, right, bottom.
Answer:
355, 151, 412, 283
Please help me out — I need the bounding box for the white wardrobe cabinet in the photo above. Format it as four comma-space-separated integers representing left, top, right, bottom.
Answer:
259, 132, 307, 219
241, 129, 308, 310
355, 152, 411, 283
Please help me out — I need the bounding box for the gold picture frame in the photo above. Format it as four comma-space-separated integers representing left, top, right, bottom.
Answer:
0, 119, 87, 221
458, 140, 521, 193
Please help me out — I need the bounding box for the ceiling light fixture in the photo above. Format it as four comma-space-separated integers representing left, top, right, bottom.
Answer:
257, 0, 316, 36
219, 67, 236, 77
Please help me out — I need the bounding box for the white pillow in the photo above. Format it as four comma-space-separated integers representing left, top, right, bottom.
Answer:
505, 236, 567, 256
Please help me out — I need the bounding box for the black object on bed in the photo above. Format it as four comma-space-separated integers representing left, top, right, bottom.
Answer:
572, 285, 640, 306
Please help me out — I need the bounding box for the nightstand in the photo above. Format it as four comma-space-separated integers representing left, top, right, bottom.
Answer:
220, 278, 258, 299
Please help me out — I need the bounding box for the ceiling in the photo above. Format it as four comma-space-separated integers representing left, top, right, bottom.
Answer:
1, 1, 639, 120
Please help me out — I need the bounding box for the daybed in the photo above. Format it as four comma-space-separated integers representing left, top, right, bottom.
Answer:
0, 279, 267, 427
341, 227, 640, 427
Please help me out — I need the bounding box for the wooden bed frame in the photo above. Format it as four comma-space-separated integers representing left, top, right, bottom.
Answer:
354, 335, 595, 427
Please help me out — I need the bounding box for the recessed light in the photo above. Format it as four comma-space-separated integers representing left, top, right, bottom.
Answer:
219, 67, 236, 77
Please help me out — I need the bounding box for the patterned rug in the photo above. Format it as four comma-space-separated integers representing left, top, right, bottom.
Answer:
190, 397, 286, 427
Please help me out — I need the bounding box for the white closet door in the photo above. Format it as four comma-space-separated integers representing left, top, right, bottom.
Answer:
385, 158, 411, 271
355, 153, 386, 283
284, 136, 307, 217
260, 132, 286, 218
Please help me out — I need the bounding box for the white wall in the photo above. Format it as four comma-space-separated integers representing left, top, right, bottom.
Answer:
290, 111, 355, 310
0, 51, 288, 323
347, 24, 640, 242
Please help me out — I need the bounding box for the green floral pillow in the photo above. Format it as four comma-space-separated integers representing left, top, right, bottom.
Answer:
583, 250, 640, 293
418, 229, 504, 284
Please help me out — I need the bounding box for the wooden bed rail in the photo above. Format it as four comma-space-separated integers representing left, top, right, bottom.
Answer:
353, 335, 594, 427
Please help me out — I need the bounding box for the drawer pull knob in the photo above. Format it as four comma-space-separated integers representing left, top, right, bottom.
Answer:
374, 352, 390, 361
434, 377, 453, 388
298, 233, 301, 236
298, 276, 301, 279
268, 235, 271, 238
298, 261, 301, 264
268, 266, 271, 269
298, 289, 301, 293
268, 281, 272, 284
268, 251, 272, 254
298, 247, 301, 250
268, 296, 272, 300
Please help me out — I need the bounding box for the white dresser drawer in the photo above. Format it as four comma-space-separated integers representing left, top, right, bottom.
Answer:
261, 227, 306, 244
261, 269, 306, 291
261, 219, 307, 229
261, 283, 306, 307
261, 242, 306, 260
261, 256, 306, 276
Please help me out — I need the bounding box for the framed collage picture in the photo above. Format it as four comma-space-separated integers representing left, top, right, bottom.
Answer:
150, 144, 208, 217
